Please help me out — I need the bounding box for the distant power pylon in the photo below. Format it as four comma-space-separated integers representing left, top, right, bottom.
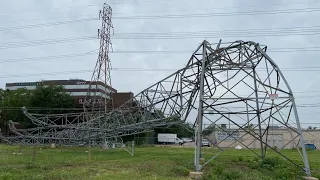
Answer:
83, 3, 113, 114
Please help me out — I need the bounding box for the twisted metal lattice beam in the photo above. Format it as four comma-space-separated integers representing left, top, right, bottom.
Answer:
192, 40, 310, 176
0, 40, 311, 176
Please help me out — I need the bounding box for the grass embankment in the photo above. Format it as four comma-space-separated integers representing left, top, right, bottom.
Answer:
0, 144, 319, 180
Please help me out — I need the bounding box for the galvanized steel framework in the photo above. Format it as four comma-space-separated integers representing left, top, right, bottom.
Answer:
84, 3, 113, 114
0, 4, 312, 175
0, 39, 312, 176
193, 40, 310, 176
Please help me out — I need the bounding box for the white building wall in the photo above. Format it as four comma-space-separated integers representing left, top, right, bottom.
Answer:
208, 129, 320, 149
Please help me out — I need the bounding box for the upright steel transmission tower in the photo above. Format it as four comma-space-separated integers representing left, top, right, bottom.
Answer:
84, 3, 113, 114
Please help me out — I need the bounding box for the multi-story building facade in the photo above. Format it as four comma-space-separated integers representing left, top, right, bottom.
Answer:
5, 79, 132, 108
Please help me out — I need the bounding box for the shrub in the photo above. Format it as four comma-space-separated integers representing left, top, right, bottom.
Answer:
260, 157, 282, 171
24, 163, 38, 169
223, 170, 242, 180
172, 165, 190, 176
0, 173, 14, 180
206, 166, 243, 180
212, 164, 224, 175
238, 156, 244, 162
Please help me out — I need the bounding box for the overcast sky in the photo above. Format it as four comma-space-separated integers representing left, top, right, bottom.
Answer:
0, 0, 319, 127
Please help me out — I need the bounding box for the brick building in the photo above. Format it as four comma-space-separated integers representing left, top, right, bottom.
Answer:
5, 79, 133, 109
112, 92, 134, 108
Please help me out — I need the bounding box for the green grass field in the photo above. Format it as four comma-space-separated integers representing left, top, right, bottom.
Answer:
0, 144, 319, 180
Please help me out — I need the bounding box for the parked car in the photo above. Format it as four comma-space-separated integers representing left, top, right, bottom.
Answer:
182, 138, 193, 143
202, 139, 210, 147
305, 143, 317, 150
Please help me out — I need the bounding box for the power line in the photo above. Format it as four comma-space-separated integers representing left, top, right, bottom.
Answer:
1, 47, 319, 63
111, 32, 320, 39
0, 14, 97, 24
0, 52, 98, 63
0, 0, 179, 14
0, 1, 320, 32
112, 0, 320, 15
0, 18, 98, 32
0, 11, 318, 40
108, 67, 320, 72
0, 5, 99, 15
0, 35, 95, 47
0, 0, 318, 17
1, 44, 320, 57
2, 46, 320, 64
107, 49, 320, 54
0, 1, 317, 27
110, 25, 320, 39
3, 67, 320, 79
112, 7, 320, 19
0, 70, 92, 78
110, 47, 320, 54
0, 8, 319, 33
115, 25, 320, 35
0, 36, 97, 50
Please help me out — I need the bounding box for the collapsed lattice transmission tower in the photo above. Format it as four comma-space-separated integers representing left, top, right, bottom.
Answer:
0, 39, 312, 176
191, 40, 311, 176
83, 3, 113, 114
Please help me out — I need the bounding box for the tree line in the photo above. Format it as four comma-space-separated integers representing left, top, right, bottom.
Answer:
0, 85, 75, 128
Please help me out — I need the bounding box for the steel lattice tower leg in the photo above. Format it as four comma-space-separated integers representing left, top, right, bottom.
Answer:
257, 47, 311, 176
195, 41, 207, 171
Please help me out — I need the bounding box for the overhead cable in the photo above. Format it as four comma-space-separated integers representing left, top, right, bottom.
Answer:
2, 67, 320, 79
0, 35, 97, 49
112, 7, 320, 19
1, 0, 319, 15
0, 18, 98, 32
0, 52, 98, 63
3, 46, 320, 64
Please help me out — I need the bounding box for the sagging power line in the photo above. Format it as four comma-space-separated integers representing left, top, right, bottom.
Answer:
3, 66, 320, 79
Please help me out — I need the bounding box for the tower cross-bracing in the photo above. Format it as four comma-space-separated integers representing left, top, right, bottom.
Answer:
1, 39, 312, 176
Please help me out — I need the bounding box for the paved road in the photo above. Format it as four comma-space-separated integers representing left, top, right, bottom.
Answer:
154, 142, 195, 148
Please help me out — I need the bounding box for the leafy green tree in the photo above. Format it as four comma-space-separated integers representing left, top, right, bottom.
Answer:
0, 88, 4, 101
29, 85, 75, 114
0, 85, 75, 129
147, 109, 195, 138
0, 88, 32, 127
154, 122, 194, 138
203, 124, 216, 136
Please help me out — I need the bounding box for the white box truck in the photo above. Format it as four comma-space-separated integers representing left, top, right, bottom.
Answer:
157, 133, 184, 145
